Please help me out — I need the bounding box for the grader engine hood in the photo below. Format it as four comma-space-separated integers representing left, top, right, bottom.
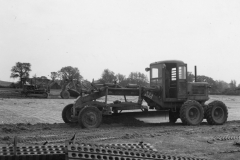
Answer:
187, 82, 209, 101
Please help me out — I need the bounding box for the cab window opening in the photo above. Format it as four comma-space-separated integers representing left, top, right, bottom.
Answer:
179, 66, 186, 79
150, 64, 163, 88
152, 68, 158, 78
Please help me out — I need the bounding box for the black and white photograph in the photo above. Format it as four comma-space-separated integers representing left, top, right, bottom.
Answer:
0, 1, 240, 160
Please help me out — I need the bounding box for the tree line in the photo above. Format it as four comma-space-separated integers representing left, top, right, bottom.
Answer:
8, 62, 240, 95
188, 72, 239, 95
98, 69, 149, 87
9, 62, 83, 88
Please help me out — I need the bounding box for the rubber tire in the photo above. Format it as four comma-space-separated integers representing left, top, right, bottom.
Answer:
180, 100, 204, 125
205, 100, 228, 125
169, 111, 178, 123
78, 106, 102, 128
62, 104, 78, 123
43, 92, 49, 98
61, 90, 70, 99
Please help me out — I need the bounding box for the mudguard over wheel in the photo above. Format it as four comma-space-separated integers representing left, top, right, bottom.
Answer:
78, 106, 102, 128
180, 100, 204, 125
61, 90, 70, 99
68, 89, 80, 98
205, 100, 228, 125
62, 104, 78, 123
169, 111, 179, 123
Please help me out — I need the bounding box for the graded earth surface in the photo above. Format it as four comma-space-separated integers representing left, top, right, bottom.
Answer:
0, 89, 240, 160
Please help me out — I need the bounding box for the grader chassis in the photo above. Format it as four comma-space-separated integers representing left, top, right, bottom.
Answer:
62, 60, 228, 128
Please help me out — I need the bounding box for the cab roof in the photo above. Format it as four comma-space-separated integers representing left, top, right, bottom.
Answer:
150, 60, 185, 65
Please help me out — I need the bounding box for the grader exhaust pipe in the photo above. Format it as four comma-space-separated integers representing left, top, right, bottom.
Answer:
195, 65, 197, 82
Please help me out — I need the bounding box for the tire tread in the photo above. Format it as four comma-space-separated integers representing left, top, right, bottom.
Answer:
180, 100, 204, 125
205, 100, 228, 125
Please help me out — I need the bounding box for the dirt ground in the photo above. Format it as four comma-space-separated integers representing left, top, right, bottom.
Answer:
1, 89, 240, 160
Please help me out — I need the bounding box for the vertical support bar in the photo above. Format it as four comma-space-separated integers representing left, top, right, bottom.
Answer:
124, 95, 127, 102
104, 87, 111, 114
13, 136, 17, 156
65, 140, 69, 160
73, 103, 76, 117
138, 87, 142, 105
105, 87, 108, 107
162, 66, 166, 101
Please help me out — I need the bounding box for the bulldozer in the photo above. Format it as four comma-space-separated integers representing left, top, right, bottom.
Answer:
62, 60, 228, 128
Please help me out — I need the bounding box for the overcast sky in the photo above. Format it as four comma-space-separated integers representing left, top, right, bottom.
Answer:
1, 0, 240, 84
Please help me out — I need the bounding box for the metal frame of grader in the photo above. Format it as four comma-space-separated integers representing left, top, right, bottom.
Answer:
62, 60, 228, 128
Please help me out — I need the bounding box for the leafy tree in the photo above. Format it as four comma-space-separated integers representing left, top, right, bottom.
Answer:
50, 72, 58, 81
127, 72, 148, 86
40, 76, 47, 79
98, 69, 117, 83
187, 72, 195, 82
10, 62, 31, 87
197, 75, 218, 93
58, 66, 83, 81
229, 80, 237, 89
215, 80, 229, 93
116, 73, 127, 86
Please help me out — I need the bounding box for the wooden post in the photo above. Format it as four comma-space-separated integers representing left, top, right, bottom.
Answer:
13, 136, 17, 156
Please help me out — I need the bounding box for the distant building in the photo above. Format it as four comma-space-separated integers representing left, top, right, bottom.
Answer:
0, 80, 12, 88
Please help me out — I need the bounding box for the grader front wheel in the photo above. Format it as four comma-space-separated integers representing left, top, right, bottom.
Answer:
205, 101, 228, 125
180, 100, 204, 125
62, 104, 78, 123
78, 106, 102, 128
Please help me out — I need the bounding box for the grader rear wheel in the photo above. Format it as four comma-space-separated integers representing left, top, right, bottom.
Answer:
78, 106, 102, 128
180, 100, 204, 125
62, 104, 78, 123
205, 101, 228, 125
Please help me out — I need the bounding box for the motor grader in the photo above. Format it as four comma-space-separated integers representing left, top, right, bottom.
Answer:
62, 60, 228, 128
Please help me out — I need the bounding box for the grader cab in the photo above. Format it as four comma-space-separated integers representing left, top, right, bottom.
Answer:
62, 60, 228, 128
